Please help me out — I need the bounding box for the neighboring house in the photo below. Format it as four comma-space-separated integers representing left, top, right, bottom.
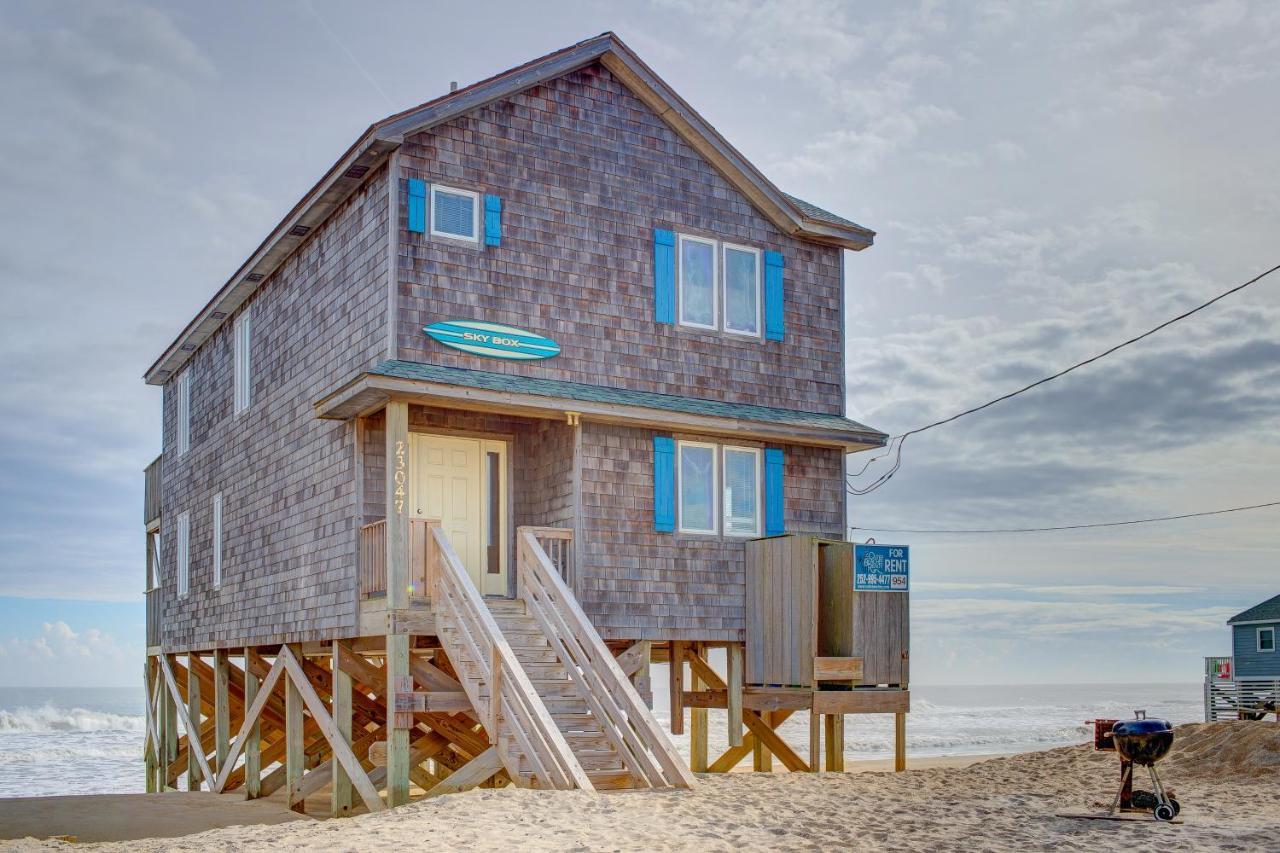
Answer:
139, 33, 889, 810
1228, 593, 1280, 678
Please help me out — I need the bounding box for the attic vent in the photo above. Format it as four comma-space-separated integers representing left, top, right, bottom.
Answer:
288, 225, 311, 237
344, 165, 370, 179
245, 273, 265, 282
211, 311, 227, 320
180, 344, 196, 352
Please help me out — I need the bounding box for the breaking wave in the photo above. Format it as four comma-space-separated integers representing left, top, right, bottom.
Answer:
0, 705, 145, 734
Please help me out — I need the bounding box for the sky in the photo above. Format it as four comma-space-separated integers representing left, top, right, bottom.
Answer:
0, 0, 1276, 687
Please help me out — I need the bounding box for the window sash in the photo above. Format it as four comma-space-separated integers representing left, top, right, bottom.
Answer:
722, 446, 761, 536
722, 244, 761, 336
176, 512, 190, 597
175, 372, 190, 456
212, 493, 223, 588
234, 315, 251, 415
677, 234, 718, 330
430, 185, 480, 240
677, 441, 718, 534
1261, 627, 1276, 652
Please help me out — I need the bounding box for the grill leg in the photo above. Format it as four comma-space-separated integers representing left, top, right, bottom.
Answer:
1108, 762, 1132, 815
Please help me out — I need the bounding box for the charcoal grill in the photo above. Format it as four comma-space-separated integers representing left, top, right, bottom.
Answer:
1108, 711, 1179, 821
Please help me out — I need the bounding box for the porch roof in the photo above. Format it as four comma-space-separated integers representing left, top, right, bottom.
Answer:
315, 360, 888, 450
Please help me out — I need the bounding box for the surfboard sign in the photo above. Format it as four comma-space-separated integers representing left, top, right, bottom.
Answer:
423, 320, 560, 361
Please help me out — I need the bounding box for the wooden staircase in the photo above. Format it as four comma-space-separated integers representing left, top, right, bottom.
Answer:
428, 524, 693, 792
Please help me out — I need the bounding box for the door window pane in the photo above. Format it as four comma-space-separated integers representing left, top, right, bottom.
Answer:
679, 443, 716, 533
723, 448, 759, 535
723, 246, 759, 334
679, 236, 716, 328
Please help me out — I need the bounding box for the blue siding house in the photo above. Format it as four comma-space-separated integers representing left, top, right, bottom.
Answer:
1228, 593, 1280, 678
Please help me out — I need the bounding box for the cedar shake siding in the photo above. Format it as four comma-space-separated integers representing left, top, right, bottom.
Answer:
159, 165, 389, 649
576, 421, 845, 642
395, 63, 845, 414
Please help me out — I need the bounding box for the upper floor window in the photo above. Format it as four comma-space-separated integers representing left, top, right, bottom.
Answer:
677, 440, 761, 537
211, 492, 223, 589
431, 185, 479, 242
1260, 627, 1276, 653
175, 370, 191, 456
176, 511, 190, 597
677, 233, 762, 336
234, 314, 252, 415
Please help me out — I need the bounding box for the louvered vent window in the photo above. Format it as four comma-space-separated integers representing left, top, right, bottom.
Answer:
430, 185, 479, 241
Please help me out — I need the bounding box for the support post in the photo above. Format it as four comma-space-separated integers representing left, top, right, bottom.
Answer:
332, 640, 353, 817
144, 659, 158, 792
726, 643, 743, 748
894, 711, 906, 772
689, 644, 707, 773
385, 400, 411, 807
824, 714, 845, 772
186, 654, 203, 790
752, 710, 773, 772
213, 649, 230, 777
161, 664, 177, 790
285, 647, 305, 813
809, 710, 821, 772
668, 641, 685, 736
243, 648, 262, 799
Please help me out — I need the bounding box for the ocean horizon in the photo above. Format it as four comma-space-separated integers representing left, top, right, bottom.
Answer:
0, 680, 1204, 799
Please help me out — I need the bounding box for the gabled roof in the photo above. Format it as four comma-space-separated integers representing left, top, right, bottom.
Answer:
1228, 593, 1280, 624
144, 32, 874, 386
314, 360, 888, 450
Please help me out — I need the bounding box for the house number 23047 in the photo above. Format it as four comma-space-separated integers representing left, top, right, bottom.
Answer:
394, 440, 406, 515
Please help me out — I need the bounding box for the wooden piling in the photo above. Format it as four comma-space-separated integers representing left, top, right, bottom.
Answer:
285, 650, 305, 813
331, 640, 353, 816
186, 654, 203, 790
384, 400, 411, 807
213, 649, 230, 777
894, 711, 906, 772
824, 714, 844, 772
243, 648, 262, 799
726, 643, 743, 748
690, 644, 708, 773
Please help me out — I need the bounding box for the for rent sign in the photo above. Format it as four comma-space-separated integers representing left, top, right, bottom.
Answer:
854, 544, 909, 591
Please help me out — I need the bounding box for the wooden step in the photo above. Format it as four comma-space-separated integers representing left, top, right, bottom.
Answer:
586, 768, 639, 790
554, 713, 602, 733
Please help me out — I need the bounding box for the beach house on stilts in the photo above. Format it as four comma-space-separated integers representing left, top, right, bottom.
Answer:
139, 33, 903, 814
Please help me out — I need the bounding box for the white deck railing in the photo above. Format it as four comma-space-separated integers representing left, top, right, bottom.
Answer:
1204, 676, 1280, 721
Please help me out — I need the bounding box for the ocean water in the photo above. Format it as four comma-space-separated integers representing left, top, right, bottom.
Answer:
0, 681, 1203, 797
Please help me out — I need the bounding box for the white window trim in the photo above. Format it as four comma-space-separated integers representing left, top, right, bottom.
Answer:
212, 492, 223, 589
677, 233, 719, 331
721, 243, 763, 338
233, 314, 252, 416
677, 440, 719, 535
176, 511, 190, 598
175, 371, 191, 456
721, 445, 762, 537
429, 184, 481, 242
1259, 626, 1276, 653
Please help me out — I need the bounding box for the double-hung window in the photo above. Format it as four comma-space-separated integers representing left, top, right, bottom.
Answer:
430, 185, 480, 242
677, 440, 761, 537
1260, 627, 1276, 653
234, 314, 252, 415
677, 234, 762, 336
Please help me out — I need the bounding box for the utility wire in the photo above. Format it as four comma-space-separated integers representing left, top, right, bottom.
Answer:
849, 499, 1280, 535
848, 262, 1280, 496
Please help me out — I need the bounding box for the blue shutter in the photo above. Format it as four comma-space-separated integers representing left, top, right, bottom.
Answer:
654, 228, 675, 324
764, 250, 785, 341
764, 447, 784, 536
484, 194, 502, 247
653, 436, 675, 532
407, 179, 426, 234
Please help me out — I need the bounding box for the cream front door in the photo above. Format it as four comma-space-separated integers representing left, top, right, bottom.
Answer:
410, 433, 508, 596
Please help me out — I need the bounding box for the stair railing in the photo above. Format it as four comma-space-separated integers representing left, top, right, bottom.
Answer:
428, 524, 592, 790
516, 527, 695, 788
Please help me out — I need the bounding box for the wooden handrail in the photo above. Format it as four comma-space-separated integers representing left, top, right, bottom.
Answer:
516, 527, 695, 788
360, 519, 432, 599
428, 525, 592, 790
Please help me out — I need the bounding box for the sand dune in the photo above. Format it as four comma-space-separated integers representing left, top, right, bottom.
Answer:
2, 722, 1276, 851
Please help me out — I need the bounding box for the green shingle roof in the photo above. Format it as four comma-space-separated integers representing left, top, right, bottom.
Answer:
371, 360, 886, 441
1228, 593, 1280, 624
783, 192, 873, 234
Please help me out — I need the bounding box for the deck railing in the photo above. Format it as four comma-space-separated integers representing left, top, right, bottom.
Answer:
143, 455, 162, 525
529, 527, 573, 583
516, 526, 694, 788
429, 524, 591, 789
358, 519, 431, 599
1204, 676, 1280, 721
145, 587, 163, 647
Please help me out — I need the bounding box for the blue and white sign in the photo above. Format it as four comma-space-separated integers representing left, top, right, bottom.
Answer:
854, 544, 909, 591
424, 320, 560, 361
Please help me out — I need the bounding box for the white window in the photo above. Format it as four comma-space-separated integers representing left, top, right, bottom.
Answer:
678, 234, 717, 329
175, 370, 190, 456
233, 314, 251, 415
147, 531, 162, 590
176, 511, 190, 597
722, 446, 761, 536
430, 185, 479, 241
211, 493, 223, 588
1260, 627, 1276, 653
722, 244, 761, 336
677, 441, 718, 534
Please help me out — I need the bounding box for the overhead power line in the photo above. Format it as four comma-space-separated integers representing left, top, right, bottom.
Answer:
848, 261, 1280, 496
849, 499, 1280, 535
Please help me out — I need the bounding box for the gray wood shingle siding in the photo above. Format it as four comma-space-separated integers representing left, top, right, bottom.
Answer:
158, 166, 389, 649
394, 64, 846, 414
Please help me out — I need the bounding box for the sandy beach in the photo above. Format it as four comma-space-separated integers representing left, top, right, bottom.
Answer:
1, 722, 1276, 851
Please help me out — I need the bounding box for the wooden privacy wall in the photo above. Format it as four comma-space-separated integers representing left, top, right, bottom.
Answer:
744, 535, 910, 688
